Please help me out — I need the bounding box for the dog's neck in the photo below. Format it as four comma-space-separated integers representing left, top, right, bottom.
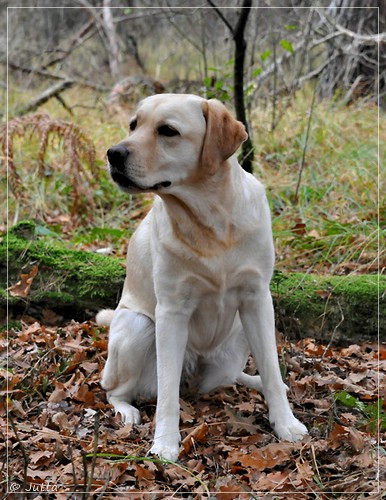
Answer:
158, 157, 246, 258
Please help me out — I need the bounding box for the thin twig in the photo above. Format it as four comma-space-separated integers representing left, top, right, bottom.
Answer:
67, 438, 79, 494
271, 33, 277, 132
84, 411, 100, 497
294, 80, 319, 204
81, 452, 88, 500
8, 410, 29, 491
163, 2, 204, 54
42, 18, 96, 70
322, 299, 345, 360
207, 0, 234, 35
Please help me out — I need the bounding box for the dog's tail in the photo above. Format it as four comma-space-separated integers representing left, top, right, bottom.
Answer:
95, 309, 115, 327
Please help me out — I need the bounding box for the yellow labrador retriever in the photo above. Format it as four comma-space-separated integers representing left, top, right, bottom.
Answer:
97, 94, 307, 461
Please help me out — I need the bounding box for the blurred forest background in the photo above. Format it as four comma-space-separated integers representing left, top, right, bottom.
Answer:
1, 0, 385, 274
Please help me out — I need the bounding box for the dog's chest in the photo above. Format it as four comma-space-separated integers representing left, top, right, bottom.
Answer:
183, 257, 253, 353
188, 286, 240, 352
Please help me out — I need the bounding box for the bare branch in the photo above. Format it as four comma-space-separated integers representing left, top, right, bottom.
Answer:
162, 5, 203, 54
8, 61, 68, 81
15, 80, 74, 116
42, 18, 96, 70
316, 7, 386, 44
334, 22, 386, 43
207, 0, 234, 35
6, 62, 109, 91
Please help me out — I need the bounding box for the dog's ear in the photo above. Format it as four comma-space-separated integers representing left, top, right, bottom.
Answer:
201, 99, 248, 175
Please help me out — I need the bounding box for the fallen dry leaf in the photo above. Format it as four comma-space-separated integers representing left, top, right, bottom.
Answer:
51, 412, 71, 430
48, 387, 68, 403
180, 422, 209, 456
29, 449, 55, 467
8, 265, 38, 298
3, 320, 385, 496
72, 384, 95, 404
134, 463, 155, 483
231, 442, 300, 471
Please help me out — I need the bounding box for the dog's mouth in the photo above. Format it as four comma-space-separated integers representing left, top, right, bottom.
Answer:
111, 170, 171, 192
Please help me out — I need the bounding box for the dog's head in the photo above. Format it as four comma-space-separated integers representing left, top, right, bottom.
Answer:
107, 94, 247, 194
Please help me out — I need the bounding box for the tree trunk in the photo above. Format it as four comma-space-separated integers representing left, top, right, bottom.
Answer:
102, 0, 121, 79
208, 0, 255, 173
233, 0, 254, 173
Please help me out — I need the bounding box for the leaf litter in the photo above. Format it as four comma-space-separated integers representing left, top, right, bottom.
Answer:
1, 319, 385, 498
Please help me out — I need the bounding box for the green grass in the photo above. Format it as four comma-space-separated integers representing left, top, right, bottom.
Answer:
2, 84, 384, 274
253, 92, 383, 273
334, 391, 386, 432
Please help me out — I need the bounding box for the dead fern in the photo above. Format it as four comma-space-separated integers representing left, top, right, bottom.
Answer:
1, 113, 97, 218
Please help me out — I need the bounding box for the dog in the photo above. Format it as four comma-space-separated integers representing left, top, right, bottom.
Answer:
97, 93, 308, 461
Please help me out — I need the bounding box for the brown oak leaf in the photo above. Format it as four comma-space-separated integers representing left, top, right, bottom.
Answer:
8, 265, 38, 298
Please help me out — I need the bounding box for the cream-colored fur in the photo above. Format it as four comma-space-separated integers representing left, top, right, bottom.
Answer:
98, 94, 307, 461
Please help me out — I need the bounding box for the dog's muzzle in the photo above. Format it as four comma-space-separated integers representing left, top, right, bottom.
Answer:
107, 145, 171, 192
107, 145, 129, 172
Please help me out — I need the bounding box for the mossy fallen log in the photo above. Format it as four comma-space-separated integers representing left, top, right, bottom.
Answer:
1, 221, 125, 322
271, 271, 384, 344
2, 221, 384, 343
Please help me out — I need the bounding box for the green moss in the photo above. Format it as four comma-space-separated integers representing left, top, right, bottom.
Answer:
1, 220, 126, 313
1, 320, 22, 332
272, 272, 382, 307
8, 220, 37, 240
2, 222, 384, 341
272, 272, 384, 343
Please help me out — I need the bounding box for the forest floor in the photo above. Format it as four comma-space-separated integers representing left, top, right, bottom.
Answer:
2, 318, 385, 498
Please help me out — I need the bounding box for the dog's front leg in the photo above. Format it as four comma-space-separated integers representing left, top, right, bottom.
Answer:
149, 310, 189, 461
240, 287, 308, 442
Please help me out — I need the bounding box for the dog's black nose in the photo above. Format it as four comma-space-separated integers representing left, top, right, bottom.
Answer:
107, 145, 129, 171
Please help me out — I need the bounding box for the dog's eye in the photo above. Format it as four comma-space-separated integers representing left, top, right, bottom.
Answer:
158, 125, 180, 137
129, 119, 137, 131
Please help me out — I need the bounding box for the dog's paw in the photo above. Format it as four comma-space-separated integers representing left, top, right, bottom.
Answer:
149, 438, 180, 462
113, 402, 141, 425
249, 375, 264, 393
273, 416, 308, 442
